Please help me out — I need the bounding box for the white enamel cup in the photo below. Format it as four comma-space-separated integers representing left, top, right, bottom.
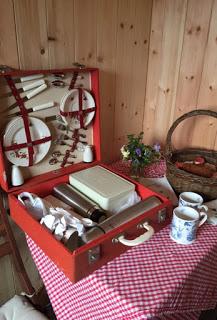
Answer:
170, 206, 207, 245
179, 192, 208, 212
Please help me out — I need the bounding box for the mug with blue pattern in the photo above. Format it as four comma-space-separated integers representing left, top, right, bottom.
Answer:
170, 206, 207, 245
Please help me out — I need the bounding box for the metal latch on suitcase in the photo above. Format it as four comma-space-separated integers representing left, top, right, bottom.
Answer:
88, 246, 101, 264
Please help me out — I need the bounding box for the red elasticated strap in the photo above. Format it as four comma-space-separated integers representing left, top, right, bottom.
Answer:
5, 76, 34, 166
78, 88, 84, 128
69, 72, 78, 90
4, 136, 52, 152
20, 107, 34, 165
60, 88, 95, 129
4, 76, 51, 166
60, 129, 79, 167
60, 107, 95, 117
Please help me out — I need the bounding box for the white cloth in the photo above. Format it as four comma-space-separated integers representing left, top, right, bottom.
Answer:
40, 207, 96, 239
0, 295, 48, 320
18, 192, 49, 220
17, 192, 97, 241
204, 199, 217, 225
112, 191, 141, 214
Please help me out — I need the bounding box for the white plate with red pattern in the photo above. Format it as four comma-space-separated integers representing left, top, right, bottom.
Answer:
3, 117, 51, 167
60, 89, 95, 129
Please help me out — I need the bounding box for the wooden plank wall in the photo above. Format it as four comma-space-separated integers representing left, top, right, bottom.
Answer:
0, 0, 217, 302
1, 0, 217, 162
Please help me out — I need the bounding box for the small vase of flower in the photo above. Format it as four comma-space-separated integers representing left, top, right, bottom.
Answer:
120, 132, 161, 180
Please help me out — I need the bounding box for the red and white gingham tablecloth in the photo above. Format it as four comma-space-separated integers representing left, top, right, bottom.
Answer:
27, 223, 217, 320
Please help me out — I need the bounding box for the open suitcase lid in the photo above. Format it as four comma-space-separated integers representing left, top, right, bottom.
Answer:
0, 66, 101, 193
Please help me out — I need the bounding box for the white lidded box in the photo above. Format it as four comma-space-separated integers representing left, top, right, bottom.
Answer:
69, 165, 135, 212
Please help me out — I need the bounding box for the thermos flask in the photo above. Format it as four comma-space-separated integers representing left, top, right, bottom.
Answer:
81, 196, 162, 243
53, 183, 107, 223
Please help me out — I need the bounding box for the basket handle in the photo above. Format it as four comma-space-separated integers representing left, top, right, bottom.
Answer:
165, 109, 217, 156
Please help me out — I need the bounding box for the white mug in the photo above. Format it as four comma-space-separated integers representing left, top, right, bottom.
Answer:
170, 206, 207, 245
179, 192, 208, 212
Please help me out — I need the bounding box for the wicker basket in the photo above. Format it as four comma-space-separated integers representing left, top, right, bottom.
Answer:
165, 109, 217, 200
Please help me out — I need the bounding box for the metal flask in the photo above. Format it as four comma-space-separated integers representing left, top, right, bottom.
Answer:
82, 196, 162, 243
53, 183, 107, 223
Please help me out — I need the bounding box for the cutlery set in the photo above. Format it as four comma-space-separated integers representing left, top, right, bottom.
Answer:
0, 78, 45, 99
7, 101, 55, 117
51, 124, 88, 167
0, 72, 85, 116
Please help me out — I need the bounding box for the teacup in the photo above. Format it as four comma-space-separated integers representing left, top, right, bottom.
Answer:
170, 206, 207, 245
179, 192, 208, 212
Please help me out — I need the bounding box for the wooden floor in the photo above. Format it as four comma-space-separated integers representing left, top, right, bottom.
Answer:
0, 216, 43, 305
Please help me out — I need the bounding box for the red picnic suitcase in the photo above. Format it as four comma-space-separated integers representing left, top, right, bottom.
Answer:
0, 66, 173, 283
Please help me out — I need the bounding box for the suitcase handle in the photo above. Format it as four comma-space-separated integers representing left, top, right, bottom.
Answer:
117, 222, 154, 247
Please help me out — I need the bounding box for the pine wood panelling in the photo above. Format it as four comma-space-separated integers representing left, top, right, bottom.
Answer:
172, 0, 213, 149
143, 0, 187, 146
143, 0, 166, 145
114, 0, 137, 158
46, 0, 75, 68
13, 0, 48, 69
0, 0, 19, 69
129, 0, 152, 136
114, 0, 152, 159
96, 0, 118, 162
74, 0, 97, 67
191, 0, 217, 150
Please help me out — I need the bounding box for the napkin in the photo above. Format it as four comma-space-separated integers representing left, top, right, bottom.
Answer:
40, 207, 96, 240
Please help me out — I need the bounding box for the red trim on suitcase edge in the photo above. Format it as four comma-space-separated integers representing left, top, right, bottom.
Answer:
0, 68, 98, 78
